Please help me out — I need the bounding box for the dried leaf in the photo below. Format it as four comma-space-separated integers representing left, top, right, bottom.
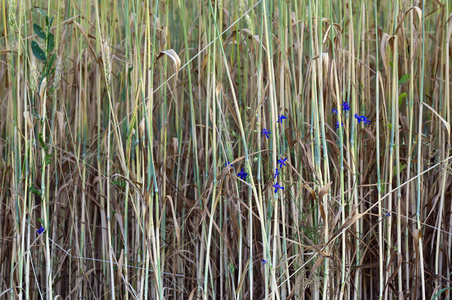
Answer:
156, 49, 181, 81
318, 181, 332, 199
328, 213, 365, 246
422, 102, 450, 139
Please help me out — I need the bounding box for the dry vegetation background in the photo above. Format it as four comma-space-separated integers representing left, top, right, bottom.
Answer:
1, 0, 452, 298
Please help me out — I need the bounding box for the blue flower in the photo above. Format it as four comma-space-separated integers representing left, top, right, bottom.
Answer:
361, 116, 371, 125
354, 114, 371, 125
262, 260, 267, 265
354, 113, 362, 123
225, 161, 233, 168
342, 101, 350, 111
335, 121, 343, 130
332, 108, 338, 114
277, 114, 287, 123
278, 157, 287, 168
274, 168, 279, 178
238, 168, 248, 180
261, 128, 271, 139
272, 182, 284, 193
37, 225, 44, 234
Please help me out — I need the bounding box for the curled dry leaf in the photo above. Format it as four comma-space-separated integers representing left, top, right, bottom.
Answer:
156, 49, 181, 84
39, 77, 47, 100
318, 181, 332, 200
139, 117, 146, 140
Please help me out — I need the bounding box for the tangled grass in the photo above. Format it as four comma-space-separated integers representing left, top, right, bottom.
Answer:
0, 0, 451, 299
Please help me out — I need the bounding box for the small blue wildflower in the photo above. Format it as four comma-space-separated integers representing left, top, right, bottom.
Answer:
385, 212, 391, 217
361, 116, 371, 125
332, 108, 338, 114
262, 260, 267, 265
261, 128, 271, 139
37, 225, 44, 234
354, 114, 371, 125
342, 101, 350, 111
278, 157, 287, 168
238, 168, 248, 180
354, 113, 362, 123
277, 114, 287, 123
274, 168, 279, 178
225, 161, 233, 168
272, 182, 284, 193
335, 121, 344, 130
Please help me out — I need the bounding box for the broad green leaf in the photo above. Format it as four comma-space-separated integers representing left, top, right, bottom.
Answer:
33, 24, 46, 40
398, 92, 407, 106
398, 73, 411, 85
31, 41, 47, 61
47, 33, 55, 53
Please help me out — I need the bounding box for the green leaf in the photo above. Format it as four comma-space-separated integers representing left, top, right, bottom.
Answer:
47, 33, 55, 53
48, 16, 54, 27
112, 180, 126, 187
31, 41, 47, 62
432, 288, 452, 300
393, 164, 406, 178
38, 132, 48, 150
30, 186, 42, 197
44, 153, 54, 166
38, 8, 47, 17
45, 54, 56, 76
398, 73, 411, 85
398, 92, 407, 106
33, 24, 46, 40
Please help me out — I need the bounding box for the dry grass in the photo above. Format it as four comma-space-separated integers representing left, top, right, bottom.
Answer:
0, 0, 451, 299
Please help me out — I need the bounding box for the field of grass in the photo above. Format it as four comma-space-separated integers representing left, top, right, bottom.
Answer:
1, 0, 451, 298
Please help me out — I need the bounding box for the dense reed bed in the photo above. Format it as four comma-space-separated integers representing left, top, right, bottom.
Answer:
1, 0, 451, 298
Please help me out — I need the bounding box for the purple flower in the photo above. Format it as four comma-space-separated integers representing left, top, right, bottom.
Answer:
335, 121, 343, 130
261, 128, 271, 139
277, 114, 287, 123
274, 168, 279, 178
37, 225, 44, 234
342, 101, 350, 111
272, 182, 284, 193
278, 157, 287, 168
238, 168, 248, 180
262, 260, 267, 265
332, 108, 338, 114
